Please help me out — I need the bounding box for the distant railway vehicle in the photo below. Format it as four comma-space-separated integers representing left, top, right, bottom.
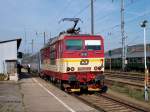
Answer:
23, 18, 107, 93
105, 44, 150, 71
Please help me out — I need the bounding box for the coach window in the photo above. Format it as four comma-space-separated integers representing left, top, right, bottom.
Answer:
85, 40, 101, 50
65, 40, 82, 50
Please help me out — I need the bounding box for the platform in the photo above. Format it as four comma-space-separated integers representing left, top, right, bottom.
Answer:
0, 81, 23, 112
0, 72, 99, 112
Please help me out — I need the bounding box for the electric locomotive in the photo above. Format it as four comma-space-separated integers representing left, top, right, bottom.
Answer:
40, 18, 107, 93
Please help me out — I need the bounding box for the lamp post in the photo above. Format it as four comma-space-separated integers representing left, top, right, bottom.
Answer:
140, 20, 149, 101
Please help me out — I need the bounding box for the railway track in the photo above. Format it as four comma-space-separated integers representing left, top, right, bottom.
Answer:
105, 78, 146, 89
105, 73, 144, 81
75, 93, 149, 112
104, 71, 150, 88
104, 71, 150, 81
104, 71, 144, 76
35, 74, 149, 112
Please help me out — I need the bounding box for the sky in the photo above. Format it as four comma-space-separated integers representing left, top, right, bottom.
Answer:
0, 0, 150, 53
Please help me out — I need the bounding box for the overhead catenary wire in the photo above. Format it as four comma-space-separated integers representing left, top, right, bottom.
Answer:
96, 10, 150, 35
73, 0, 96, 18
54, 0, 138, 36
96, 0, 149, 54
88, 0, 142, 32
73, 0, 96, 34
56, 0, 73, 20
52, 0, 74, 36
54, 0, 96, 36
89, 0, 138, 25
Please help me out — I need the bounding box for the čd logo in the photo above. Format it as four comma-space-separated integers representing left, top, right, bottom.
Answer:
80, 59, 89, 65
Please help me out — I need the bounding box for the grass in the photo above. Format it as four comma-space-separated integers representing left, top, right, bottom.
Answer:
110, 82, 150, 103
0, 74, 8, 81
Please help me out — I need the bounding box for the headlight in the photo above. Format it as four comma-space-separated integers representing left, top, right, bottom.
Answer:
67, 67, 75, 71
71, 67, 75, 71
67, 67, 70, 71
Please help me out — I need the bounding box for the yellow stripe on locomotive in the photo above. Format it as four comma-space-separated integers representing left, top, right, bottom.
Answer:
56, 58, 104, 73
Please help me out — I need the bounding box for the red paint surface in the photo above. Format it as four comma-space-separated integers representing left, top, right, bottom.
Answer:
40, 34, 104, 83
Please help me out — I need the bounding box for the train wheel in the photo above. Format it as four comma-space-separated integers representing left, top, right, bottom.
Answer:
80, 87, 88, 93
49, 76, 52, 83
38, 73, 41, 78
53, 78, 57, 84
39, 73, 44, 79
51, 77, 54, 83
100, 85, 108, 93
59, 80, 65, 91
45, 75, 49, 81
42, 75, 45, 79
47, 76, 50, 82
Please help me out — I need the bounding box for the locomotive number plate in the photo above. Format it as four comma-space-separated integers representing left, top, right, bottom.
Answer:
78, 67, 91, 71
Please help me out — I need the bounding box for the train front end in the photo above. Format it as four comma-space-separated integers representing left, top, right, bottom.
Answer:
61, 35, 107, 93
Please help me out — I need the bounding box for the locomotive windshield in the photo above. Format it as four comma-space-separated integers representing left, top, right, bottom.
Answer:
66, 39, 82, 50
85, 40, 101, 50
65, 39, 101, 50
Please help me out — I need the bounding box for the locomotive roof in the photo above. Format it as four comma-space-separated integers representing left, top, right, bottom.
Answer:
41, 33, 70, 49
41, 33, 102, 49
105, 43, 150, 58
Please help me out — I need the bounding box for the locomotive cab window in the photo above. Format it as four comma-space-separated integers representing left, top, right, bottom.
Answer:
85, 40, 101, 50
65, 39, 82, 50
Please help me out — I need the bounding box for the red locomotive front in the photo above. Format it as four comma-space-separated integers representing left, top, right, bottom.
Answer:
40, 33, 107, 93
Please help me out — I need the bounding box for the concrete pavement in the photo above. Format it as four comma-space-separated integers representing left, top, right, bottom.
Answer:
0, 72, 99, 112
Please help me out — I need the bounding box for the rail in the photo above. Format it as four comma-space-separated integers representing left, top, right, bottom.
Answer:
104, 71, 150, 87
74, 93, 149, 112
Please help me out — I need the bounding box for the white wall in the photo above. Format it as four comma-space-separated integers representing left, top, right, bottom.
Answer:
0, 41, 17, 73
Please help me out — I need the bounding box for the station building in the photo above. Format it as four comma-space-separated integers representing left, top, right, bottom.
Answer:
0, 38, 21, 81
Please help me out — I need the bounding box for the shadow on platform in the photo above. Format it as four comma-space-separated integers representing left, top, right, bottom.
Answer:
18, 69, 39, 80
18, 72, 32, 80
